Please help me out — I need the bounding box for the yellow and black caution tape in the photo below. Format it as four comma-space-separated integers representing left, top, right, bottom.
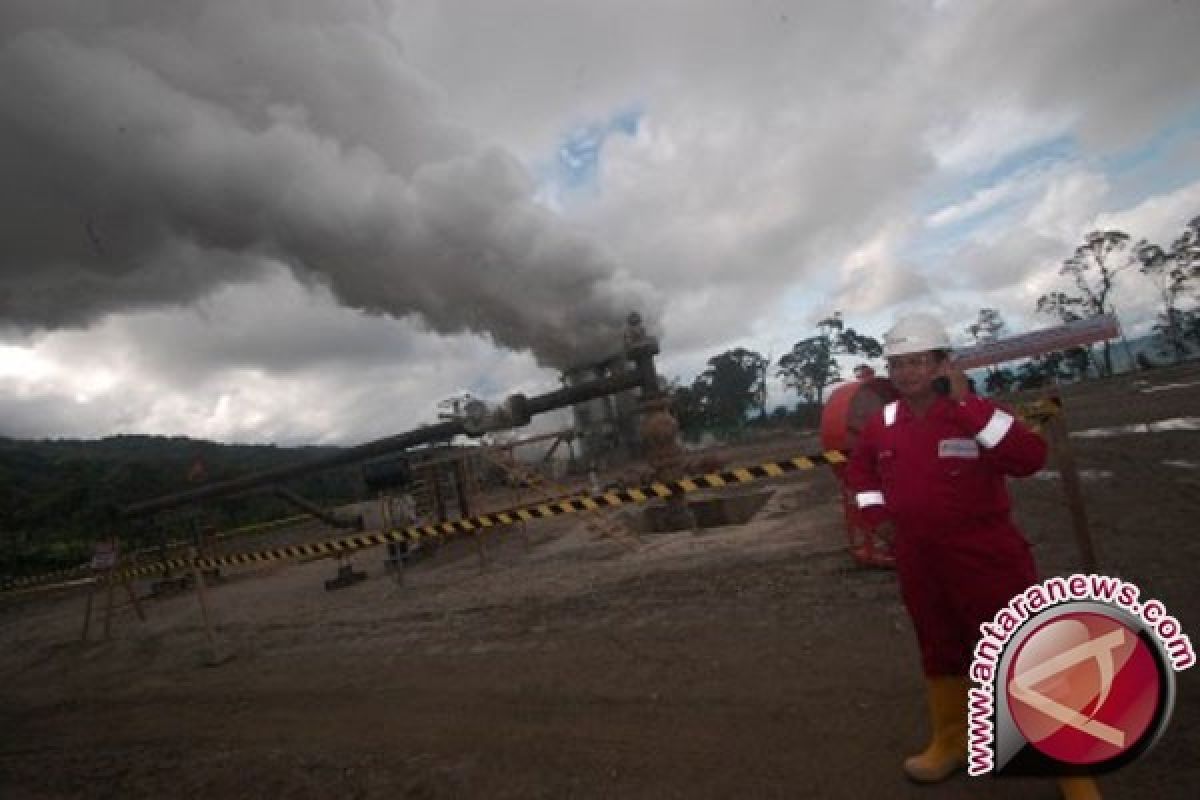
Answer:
0, 514, 327, 596
1, 448, 851, 593
0, 397, 1065, 595
1, 564, 94, 591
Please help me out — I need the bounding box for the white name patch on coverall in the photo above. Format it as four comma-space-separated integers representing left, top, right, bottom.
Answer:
938, 438, 980, 459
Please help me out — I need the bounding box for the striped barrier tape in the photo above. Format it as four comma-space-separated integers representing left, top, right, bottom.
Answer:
1, 397, 1065, 594
1, 513, 328, 594
1, 448, 852, 592
1, 564, 93, 591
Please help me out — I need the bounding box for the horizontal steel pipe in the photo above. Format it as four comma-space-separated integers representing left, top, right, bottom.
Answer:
122, 420, 464, 517
524, 370, 645, 415
273, 487, 363, 531
122, 360, 656, 518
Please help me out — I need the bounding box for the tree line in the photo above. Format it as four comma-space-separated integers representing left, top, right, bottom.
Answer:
669, 215, 1199, 436
1010, 215, 1199, 387
3, 217, 1195, 575
0, 435, 365, 579
669, 312, 883, 437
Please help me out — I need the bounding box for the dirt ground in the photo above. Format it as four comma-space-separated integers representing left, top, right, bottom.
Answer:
2, 364, 1198, 799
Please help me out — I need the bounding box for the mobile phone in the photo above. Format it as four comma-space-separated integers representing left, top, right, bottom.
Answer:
931, 376, 951, 396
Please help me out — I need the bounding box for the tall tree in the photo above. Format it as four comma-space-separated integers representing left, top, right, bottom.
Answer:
777, 313, 882, 406
1015, 353, 1069, 390
822, 312, 885, 362
1036, 229, 1135, 375
966, 308, 1009, 380
693, 348, 768, 429
1136, 215, 1200, 363
668, 381, 706, 436
777, 336, 836, 405
966, 308, 1006, 345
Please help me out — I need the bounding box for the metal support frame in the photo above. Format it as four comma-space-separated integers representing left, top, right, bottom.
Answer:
272, 486, 364, 530
121, 346, 659, 520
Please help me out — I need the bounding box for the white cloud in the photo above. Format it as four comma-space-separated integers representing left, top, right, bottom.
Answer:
2, 1, 1199, 443
829, 220, 934, 315
1096, 181, 1200, 251
0, 345, 54, 382
1025, 171, 1113, 242
924, 158, 1080, 232
0, 266, 555, 443
926, 106, 1074, 175
927, 182, 1018, 229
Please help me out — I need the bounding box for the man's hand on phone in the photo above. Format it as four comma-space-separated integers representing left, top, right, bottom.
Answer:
936, 362, 971, 401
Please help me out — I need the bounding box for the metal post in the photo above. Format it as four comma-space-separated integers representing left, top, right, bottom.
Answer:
102, 562, 117, 640
189, 546, 232, 666
80, 579, 97, 641
1044, 389, 1098, 571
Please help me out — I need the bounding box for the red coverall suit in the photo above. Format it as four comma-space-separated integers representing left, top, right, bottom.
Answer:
846, 393, 1047, 676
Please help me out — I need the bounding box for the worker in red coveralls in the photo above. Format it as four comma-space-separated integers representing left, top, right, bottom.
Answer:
846, 313, 1100, 800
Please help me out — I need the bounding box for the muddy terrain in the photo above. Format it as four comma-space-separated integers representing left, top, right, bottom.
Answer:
2, 364, 1198, 799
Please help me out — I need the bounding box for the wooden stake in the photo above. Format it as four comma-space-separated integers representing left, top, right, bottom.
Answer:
102, 564, 117, 640
1044, 389, 1098, 571
431, 464, 446, 523
123, 576, 146, 622
453, 458, 472, 520
512, 454, 530, 551
189, 546, 231, 666
82, 538, 124, 642
80, 578, 97, 641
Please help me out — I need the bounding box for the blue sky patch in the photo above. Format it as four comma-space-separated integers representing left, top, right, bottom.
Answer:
536, 106, 644, 199
909, 104, 1200, 280
917, 135, 1078, 220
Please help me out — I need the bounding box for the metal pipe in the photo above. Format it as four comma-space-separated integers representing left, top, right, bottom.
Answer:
632, 348, 661, 400
122, 359, 656, 519
122, 420, 463, 517
523, 370, 644, 415
272, 486, 363, 531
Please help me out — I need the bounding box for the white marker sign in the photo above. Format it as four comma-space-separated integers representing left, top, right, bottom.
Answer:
90, 540, 119, 571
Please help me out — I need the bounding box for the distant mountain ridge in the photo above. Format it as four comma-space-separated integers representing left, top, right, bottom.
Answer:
0, 434, 364, 579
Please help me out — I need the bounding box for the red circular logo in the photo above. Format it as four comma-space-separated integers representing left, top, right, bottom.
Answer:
1005, 611, 1161, 765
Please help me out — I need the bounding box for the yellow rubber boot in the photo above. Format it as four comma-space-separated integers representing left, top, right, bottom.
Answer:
904, 676, 969, 783
1058, 776, 1101, 799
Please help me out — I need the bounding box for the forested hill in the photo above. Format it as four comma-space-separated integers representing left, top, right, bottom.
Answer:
0, 435, 364, 578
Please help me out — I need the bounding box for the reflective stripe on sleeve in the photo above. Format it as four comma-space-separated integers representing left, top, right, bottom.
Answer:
976, 409, 1014, 449
856, 490, 885, 508
883, 402, 898, 427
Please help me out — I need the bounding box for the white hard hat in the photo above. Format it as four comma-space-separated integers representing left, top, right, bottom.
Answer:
883, 313, 952, 357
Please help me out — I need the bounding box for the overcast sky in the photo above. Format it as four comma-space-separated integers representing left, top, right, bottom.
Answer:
2, 0, 1199, 445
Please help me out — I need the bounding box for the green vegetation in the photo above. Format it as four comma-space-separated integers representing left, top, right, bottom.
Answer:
0, 435, 363, 580
1036, 218, 1200, 374
777, 312, 882, 406
668, 312, 881, 442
